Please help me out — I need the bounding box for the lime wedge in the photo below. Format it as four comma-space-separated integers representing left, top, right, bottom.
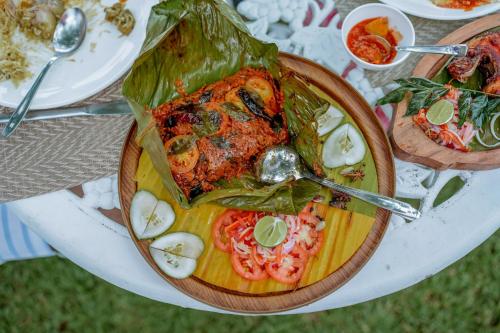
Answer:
426, 100, 454, 125
254, 216, 288, 248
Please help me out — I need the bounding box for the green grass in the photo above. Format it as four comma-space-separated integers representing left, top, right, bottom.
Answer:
1, 231, 499, 333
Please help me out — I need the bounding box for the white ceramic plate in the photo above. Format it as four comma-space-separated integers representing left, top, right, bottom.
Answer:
0, 0, 158, 110
380, 0, 500, 20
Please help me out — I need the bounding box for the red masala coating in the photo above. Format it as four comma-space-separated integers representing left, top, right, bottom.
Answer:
152, 68, 288, 199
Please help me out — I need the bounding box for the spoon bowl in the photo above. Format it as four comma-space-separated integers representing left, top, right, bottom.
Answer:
256, 146, 303, 184
256, 146, 421, 221
53, 8, 87, 56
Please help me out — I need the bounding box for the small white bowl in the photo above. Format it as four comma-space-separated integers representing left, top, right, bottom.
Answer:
341, 3, 415, 71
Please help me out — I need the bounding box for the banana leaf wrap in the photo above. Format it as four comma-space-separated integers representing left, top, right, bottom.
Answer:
280, 70, 328, 174
122, 0, 328, 214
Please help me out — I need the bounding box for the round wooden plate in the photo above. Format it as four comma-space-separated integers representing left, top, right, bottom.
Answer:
391, 14, 500, 170
119, 53, 395, 313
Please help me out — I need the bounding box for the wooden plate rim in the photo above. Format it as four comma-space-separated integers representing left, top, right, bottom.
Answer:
391, 14, 500, 170
119, 52, 395, 313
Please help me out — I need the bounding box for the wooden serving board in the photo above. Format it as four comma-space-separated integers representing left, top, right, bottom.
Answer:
119, 53, 395, 313
391, 14, 500, 170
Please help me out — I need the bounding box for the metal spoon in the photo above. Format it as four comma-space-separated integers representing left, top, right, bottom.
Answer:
363, 35, 468, 57
256, 146, 421, 221
2, 8, 87, 138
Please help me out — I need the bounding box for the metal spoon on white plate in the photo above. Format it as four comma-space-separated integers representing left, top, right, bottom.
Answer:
2, 7, 87, 138
256, 146, 422, 221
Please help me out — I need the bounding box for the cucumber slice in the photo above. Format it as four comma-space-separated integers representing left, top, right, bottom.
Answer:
149, 232, 205, 279
316, 105, 344, 136
130, 191, 175, 239
150, 232, 204, 259
150, 247, 197, 279
322, 123, 366, 168
145, 200, 175, 238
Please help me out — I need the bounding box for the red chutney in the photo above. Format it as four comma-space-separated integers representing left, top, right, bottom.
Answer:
347, 17, 400, 65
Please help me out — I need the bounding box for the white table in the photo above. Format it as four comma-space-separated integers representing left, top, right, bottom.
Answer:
9, 166, 500, 314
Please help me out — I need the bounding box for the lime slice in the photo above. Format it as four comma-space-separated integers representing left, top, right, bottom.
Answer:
254, 216, 288, 248
426, 100, 454, 125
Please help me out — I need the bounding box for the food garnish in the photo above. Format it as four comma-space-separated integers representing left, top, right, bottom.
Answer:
315, 104, 344, 136
347, 16, 401, 65
329, 190, 352, 210
104, 2, 135, 36
131, 191, 205, 279
130, 190, 175, 239
431, 0, 492, 11
163, 135, 199, 174
475, 112, 500, 148
377, 77, 499, 151
426, 99, 455, 125
322, 124, 366, 168
212, 204, 324, 284
340, 166, 366, 182
150, 232, 205, 279
253, 216, 288, 248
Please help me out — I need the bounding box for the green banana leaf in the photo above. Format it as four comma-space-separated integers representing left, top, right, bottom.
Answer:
122, 0, 326, 214
281, 70, 326, 173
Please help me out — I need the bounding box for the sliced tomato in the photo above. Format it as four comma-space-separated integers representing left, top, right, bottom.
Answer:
212, 209, 240, 252
164, 135, 199, 174
231, 252, 268, 281
297, 210, 324, 256
265, 245, 307, 284
245, 77, 275, 104
298, 210, 319, 224
197, 102, 231, 136
296, 223, 324, 256
298, 227, 324, 256
251, 245, 278, 266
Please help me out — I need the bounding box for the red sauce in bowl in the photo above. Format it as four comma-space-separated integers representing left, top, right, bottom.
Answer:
347, 17, 401, 65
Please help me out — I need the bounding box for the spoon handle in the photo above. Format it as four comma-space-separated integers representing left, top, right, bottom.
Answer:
395, 44, 468, 57
2, 57, 58, 138
304, 172, 421, 221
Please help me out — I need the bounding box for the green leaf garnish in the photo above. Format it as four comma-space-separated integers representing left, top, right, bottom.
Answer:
470, 95, 488, 128
458, 90, 472, 128
377, 76, 499, 129
406, 90, 433, 116
375, 87, 407, 105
